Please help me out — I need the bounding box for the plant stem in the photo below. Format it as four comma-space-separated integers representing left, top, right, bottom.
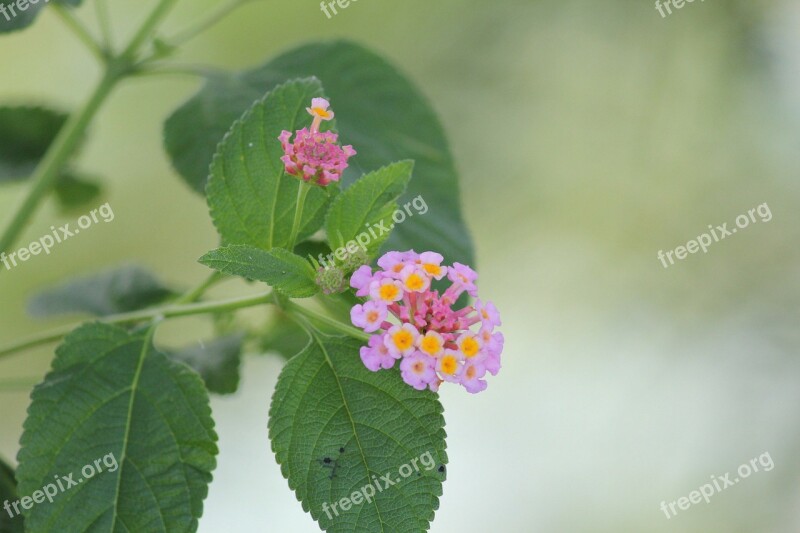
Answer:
0, 0, 182, 255
166, 0, 257, 47
0, 68, 120, 255
174, 271, 225, 305
51, 5, 107, 62
95, 0, 114, 51
120, 0, 181, 61
289, 181, 311, 249
283, 300, 370, 342
0, 291, 272, 360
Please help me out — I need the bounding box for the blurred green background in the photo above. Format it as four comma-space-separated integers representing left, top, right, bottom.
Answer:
1, 0, 799, 531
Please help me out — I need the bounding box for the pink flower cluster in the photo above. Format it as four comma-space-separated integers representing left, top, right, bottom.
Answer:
278, 98, 356, 186
350, 251, 503, 393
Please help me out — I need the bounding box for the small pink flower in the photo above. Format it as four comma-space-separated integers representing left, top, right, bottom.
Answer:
460, 361, 488, 394
475, 299, 502, 329
446, 262, 479, 298
278, 99, 355, 186
306, 97, 335, 133
456, 332, 485, 363
400, 352, 437, 391
351, 301, 388, 333
436, 350, 464, 383
384, 323, 419, 358
378, 251, 417, 277
350, 265, 376, 297
417, 251, 448, 280
417, 331, 445, 358
360, 335, 398, 371
400, 266, 431, 293
370, 278, 403, 303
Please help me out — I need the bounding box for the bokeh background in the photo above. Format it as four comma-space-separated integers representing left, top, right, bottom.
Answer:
2, 0, 799, 531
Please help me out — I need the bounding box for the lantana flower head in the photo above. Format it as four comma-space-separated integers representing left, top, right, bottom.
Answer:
278, 98, 356, 186
350, 250, 503, 393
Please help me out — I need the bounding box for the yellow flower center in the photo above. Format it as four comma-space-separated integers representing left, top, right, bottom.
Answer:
405, 273, 425, 291
466, 365, 477, 379
440, 355, 458, 375
461, 336, 480, 358
392, 330, 414, 351
420, 335, 442, 355
379, 284, 400, 301
366, 310, 380, 323
312, 107, 331, 119
422, 263, 441, 276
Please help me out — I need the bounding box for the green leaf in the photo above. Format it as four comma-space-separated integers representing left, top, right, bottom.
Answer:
204, 78, 332, 250
268, 334, 447, 532
200, 245, 319, 298
163, 40, 474, 266
0, 457, 23, 533
0, 0, 82, 34
16, 323, 217, 532
27, 265, 177, 318
169, 335, 244, 395
53, 172, 103, 211
326, 161, 413, 259
0, 106, 67, 181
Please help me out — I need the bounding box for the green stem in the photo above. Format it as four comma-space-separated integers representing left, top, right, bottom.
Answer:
166, 0, 257, 46
120, 0, 181, 61
51, 5, 107, 62
95, 0, 114, 51
0, 291, 272, 360
174, 271, 225, 305
288, 181, 311, 249
0, 68, 120, 254
0, 0, 182, 255
284, 300, 370, 342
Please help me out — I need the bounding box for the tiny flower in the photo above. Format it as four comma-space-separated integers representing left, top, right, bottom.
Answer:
436, 350, 464, 383
456, 332, 484, 362
475, 299, 502, 329
384, 323, 419, 357
378, 250, 417, 277
307, 97, 335, 132
360, 335, 398, 372
417, 331, 445, 358
401, 266, 431, 293
417, 251, 447, 280
481, 330, 504, 376
351, 301, 388, 333
460, 361, 488, 394
350, 265, 376, 297
447, 262, 479, 297
400, 352, 437, 391
370, 278, 403, 303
